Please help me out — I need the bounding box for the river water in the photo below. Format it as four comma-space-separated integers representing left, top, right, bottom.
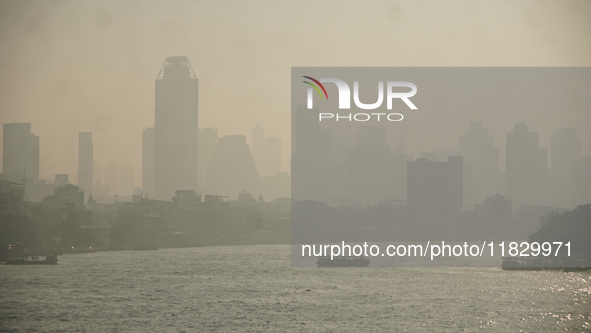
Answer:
1, 244, 590, 332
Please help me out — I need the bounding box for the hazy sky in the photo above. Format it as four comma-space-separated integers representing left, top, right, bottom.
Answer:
1, 0, 590, 183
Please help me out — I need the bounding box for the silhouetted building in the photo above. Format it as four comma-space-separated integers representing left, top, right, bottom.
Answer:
459, 122, 500, 207
550, 128, 581, 208
55, 174, 69, 185
2, 122, 39, 182
389, 144, 413, 201
426, 149, 472, 212
291, 105, 331, 203
407, 156, 463, 219
0, 180, 25, 214
506, 123, 547, 209
206, 135, 259, 200
574, 155, 591, 206
172, 190, 201, 210
155, 56, 199, 200
42, 183, 84, 210
473, 194, 512, 218
78, 132, 93, 200
470, 194, 513, 239
198, 127, 218, 193
142, 127, 155, 198
20, 179, 56, 203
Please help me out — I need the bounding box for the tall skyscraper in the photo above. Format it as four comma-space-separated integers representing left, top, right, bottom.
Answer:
506, 123, 547, 209
154, 56, 199, 200
2, 122, 39, 183
389, 143, 413, 201
142, 127, 155, 198
574, 155, 591, 206
78, 132, 93, 200
459, 122, 500, 207
291, 105, 331, 203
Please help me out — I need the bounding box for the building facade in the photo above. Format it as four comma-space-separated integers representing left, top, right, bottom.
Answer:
154, 56, 199, 200
78, 132, 93, 200
2, 122, 39, 182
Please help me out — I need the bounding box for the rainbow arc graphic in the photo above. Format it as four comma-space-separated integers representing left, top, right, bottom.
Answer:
302, 76, 329, 100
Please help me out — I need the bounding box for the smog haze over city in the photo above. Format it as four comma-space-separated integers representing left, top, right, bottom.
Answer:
1, 1, 591, 183
1, 1, 591, 332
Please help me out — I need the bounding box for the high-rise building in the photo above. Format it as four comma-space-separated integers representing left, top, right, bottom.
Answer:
142, 127, 155, 198
506, 123, 547, 209
206, 135, 259, 199
291, 105, 331, 203
459, 122, 501, 208
2, 122, 39, 182
0, 180, 25, 214
574, 155, 591, 206
78, 132, 93, 200
198, 127, 218, 193
407, 156, 464, 218
154, 56, 199, 201
433, 148, 472, 212
389, 144, 413, 201
42, 183, 84, 210
550, 128, 581, 208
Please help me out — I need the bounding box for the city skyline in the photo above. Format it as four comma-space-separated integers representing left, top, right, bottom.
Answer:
1, 1, 590, 182
1, 2, 590, 332
2, 111, 591, 211
1, 117, 588, 208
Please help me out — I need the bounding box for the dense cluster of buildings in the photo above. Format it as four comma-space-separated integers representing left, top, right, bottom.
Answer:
292, 105, 591, 239
0, 56, 289, 250
1, 56, 590, 248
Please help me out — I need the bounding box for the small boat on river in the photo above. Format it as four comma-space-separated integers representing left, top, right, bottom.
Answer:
4, 253, 59, 265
